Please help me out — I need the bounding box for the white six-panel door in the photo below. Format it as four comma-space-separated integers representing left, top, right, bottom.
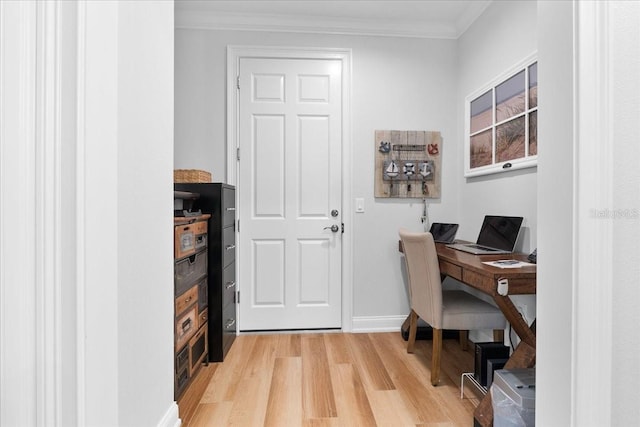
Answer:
238, 57, 343, 330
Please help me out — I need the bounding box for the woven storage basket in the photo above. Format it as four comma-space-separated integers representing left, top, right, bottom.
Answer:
174, 169, 212, 183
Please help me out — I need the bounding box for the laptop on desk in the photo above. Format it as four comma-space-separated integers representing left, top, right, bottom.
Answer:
429, 222, 459, 244
446, 215, 523, 255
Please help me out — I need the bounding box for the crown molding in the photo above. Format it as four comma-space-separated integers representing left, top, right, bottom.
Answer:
175, 1, 492, 39
176, 9, 456, 39
455, 0, 492, 38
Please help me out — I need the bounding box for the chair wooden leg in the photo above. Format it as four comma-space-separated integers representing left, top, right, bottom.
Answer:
493, 329, 504, 343
459, 330, 469, 351
407, 309, 418, 354
431, 328, 442, 386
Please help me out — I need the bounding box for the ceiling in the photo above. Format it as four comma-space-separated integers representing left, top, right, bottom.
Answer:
175, 0, 493, 39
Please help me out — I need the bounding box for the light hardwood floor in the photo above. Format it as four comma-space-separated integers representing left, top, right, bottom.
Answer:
185, 332, 481, 427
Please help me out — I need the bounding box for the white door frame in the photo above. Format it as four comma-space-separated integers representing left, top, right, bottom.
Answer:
226, 46, 353, 332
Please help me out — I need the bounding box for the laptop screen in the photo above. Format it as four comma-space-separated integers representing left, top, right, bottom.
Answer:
429, 223, 459, 243
476, 216, 523, 251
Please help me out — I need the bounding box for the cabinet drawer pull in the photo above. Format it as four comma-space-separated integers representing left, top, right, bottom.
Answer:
226, 207, 236, 211
225, 244, 236, 251
184, 296, 192, 303
225, 281, 236, 289
224, 319, 236, 329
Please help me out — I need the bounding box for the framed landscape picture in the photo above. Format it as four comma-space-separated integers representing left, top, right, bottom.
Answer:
465, 53, 537, 177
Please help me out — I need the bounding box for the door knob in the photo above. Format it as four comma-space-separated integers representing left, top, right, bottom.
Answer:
331, 209, 339, 217
324, 224, 339, 232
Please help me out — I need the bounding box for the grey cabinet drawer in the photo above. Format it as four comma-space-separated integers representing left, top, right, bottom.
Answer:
222, 302, 236, 332
222, 226, 235, 267
222, 263, 236, 306
222, 188, 235, 227
221, 299, 237, 356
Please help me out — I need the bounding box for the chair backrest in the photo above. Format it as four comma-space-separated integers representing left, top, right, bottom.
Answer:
399, 228, 443, 329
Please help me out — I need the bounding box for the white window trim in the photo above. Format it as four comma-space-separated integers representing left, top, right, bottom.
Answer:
464, 52, 538, 178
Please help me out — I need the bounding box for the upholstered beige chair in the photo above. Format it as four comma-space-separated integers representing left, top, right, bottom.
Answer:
399, 228, 506, 386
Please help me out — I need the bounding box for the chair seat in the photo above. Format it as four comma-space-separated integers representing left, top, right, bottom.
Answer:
441, 290, 506, 331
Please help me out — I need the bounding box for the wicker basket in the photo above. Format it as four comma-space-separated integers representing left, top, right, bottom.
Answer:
174, 169, 212, 183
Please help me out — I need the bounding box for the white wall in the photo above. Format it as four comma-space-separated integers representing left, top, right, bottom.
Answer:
117, 1, 176, 425
175, 30, 459, 323
1, 2, 40, 424
537, 2, 574, 425
0, 1, 177, 426
456, 0, 538, 328
609, 2, 640, 422
456, 0, 538, 251
77, 1, 177, 425
83, 3, 119, 422
538, 1, 640, 425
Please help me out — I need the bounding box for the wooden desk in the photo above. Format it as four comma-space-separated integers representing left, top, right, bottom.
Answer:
399, 241, 536, 427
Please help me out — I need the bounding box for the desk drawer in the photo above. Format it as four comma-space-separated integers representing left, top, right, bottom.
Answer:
175, 285, 198, 316
439, 260, 462, 281
174, 221, 207, 259
188, 324, 208, 376
176, 306, 197, 350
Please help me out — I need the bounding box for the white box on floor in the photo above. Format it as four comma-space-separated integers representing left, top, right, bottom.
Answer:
491, 368, 535, 427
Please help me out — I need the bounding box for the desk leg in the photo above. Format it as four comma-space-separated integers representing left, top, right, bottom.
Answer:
493, 295, 536, 349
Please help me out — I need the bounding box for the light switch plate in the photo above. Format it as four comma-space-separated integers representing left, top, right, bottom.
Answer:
355, 198, 365, 213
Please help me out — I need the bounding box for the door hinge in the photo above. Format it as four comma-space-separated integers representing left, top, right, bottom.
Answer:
236, 75, 240, 90
236, 147, 240, 161
341, 223, 344, 233
236, 291, 240, 304
237, 219, 239, 232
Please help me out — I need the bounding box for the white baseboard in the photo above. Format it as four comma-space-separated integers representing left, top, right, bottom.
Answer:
157, 402, 181, 427
351, 315, 407, 333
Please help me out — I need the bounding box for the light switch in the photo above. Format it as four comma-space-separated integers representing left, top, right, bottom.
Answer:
355, 198, 365, 213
